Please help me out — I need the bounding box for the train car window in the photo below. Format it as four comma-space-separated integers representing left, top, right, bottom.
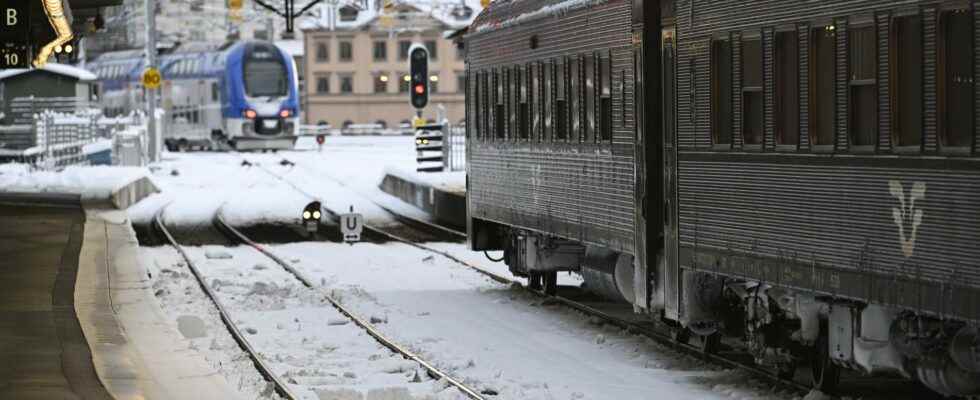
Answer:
316, 43, 328, 62
892, 14, 923, 148
775, 30, 800, 146
211, 82, 219, 101
528, 63, 537, 142
472, 72, 480, 139
495, 69, 505, 140
483, 72, 491, 141
556, 60, 568, 141
940, 9, 975, 148
583, 54, 595, 143
810, 25, 837, 146
600, 54, 612, 142
544, 61, 553, 142
742, 37, 764, 145
570, 57, 581, 142
507, 67, 516, 140
518, 65, 529, 140
849, 24, 878, 147
711, 39, 733, 145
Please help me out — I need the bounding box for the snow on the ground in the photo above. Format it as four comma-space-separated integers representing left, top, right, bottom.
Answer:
0, 163, 148, 198
145, 244, 471, 400
131, 137, 426, 228
142, 246, 280, 399
264, 241, 799, 400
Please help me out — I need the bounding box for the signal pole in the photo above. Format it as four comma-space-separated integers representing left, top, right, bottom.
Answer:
145, 0, 159, 163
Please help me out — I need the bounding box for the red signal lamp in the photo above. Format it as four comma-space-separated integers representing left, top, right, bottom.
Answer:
414, 84, 425, 95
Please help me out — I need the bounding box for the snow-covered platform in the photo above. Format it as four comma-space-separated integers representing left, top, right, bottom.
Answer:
379, 166, 466, 230
77, 210, 246, 399
0, 201, 243, 399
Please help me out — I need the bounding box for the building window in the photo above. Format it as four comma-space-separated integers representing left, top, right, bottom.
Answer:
316, 42, 328, 62
849, 24, 877, 147
456, 72, 466, 94
711, 38, 733, 145
373, 41, 387, 61
340, 76, 353, 94
941, 9, 975, 148
742, 37, 763, 145
374, 74, 389, 94
429, 74, 439, 93
455, 46, 465, 61
339, 41, 353, 62
425, 40, 438, 60
399, 74, 411, 93
316, 76, 330, 93
810, 25, 837, 146
339, 6, 358, 21
775, 30, 800, 146
399, 41, 411, 60
892, 14, 923, 148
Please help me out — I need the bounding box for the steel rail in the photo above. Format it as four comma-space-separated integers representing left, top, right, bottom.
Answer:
212, 209, 487, 400
152, 208, 300, 400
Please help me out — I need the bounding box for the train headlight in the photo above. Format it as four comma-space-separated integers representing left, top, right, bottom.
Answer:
312, 211, 321, 219
279, 109, 292, 118
243, 109, 257, 119
303, 211, 312, 220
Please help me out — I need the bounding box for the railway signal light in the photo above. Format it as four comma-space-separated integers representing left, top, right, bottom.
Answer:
408, 44, 429, 109
302, 201, 322, 236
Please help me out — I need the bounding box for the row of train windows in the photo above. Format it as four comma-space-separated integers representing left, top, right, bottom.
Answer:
96, 64, 131, 80
471, 52, 616, 144
710, 9, 975, 151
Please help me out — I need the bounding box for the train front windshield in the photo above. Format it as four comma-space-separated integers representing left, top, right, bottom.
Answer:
243, 58, 288, 97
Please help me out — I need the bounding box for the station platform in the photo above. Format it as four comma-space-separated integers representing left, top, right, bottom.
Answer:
0, 192, 244, 399
379, 168, 466, 231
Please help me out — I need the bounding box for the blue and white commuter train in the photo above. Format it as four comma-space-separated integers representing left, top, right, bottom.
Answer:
88, 40, 300, 151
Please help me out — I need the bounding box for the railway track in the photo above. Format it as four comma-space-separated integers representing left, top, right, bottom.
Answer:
152, 207, 300, 400
211, 207, 489, 400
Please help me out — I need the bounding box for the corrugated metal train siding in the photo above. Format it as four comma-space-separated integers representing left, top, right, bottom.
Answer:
675, 0, 980, 320
466, 0, 637, 253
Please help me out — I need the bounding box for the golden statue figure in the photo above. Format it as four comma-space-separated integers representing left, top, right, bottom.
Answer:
33, 0, 74, 68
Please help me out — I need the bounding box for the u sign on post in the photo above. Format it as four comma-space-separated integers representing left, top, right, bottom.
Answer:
340, 206, 363, 244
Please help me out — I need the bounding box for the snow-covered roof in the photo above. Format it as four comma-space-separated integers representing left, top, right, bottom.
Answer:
301, 0, 483, 32
471, 0, 608, 35
0, 63, 98, 82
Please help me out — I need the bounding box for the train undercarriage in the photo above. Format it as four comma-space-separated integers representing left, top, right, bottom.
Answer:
498, 228, 980, 397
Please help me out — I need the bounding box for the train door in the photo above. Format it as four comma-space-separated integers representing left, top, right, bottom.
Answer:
661, 24, 680, 321
632, 0, 663, 313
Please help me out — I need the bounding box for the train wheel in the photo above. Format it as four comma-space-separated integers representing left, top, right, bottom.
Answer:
543, 272, 558, 296
810, 322, 840, 391
528, 272, 543, 291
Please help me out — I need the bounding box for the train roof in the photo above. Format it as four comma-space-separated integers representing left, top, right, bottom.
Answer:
470, 0, 608, 36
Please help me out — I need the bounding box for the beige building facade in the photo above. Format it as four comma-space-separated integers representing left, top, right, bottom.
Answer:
301, 2, 477, 129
